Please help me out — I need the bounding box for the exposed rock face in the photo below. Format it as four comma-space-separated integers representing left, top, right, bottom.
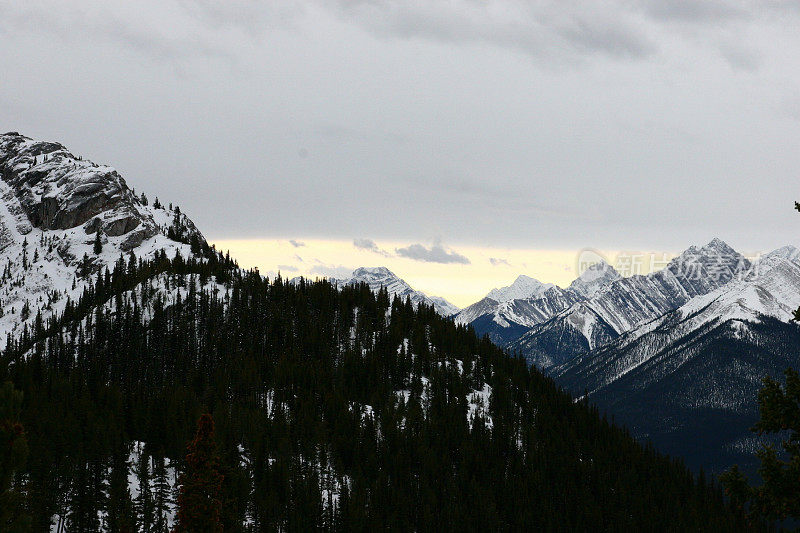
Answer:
0, 131, 207, 343
0, 132, 157, 241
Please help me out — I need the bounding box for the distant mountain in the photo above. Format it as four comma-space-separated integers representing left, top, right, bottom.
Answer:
567, 260, 621, 298
510, 238, 751, 370
454, 263, 619, 346
486, 275, 554, 302
554, 251, 800, 473
334, 266, 461, 316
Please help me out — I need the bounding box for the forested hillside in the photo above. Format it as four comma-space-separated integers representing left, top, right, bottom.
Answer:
1, 251, 756, 531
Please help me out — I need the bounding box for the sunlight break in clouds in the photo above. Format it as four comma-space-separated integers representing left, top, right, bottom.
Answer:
210, 238, 622, 307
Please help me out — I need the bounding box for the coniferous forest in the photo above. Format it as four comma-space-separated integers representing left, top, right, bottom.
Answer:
0, 250, 759, 531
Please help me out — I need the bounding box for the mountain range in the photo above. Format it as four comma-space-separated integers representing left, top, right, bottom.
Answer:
452, 237, 800, 474
454, 262, 620, 346
554, 247, 800, 472
0, 131, 751, 530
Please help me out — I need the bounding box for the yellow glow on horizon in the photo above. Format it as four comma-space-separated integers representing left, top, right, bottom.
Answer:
210, 238, 635, 308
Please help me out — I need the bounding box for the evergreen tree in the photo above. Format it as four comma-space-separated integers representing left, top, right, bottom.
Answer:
0, 381, 30, 532
174, 414, 223, 533
152, 455, 172, 532
721, 368, 800, 522
93, 231, 103, 255
135, 447, 154, 532
107, 445, 135, 533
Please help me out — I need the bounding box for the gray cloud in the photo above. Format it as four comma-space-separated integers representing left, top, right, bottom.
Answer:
395, 240, 470, 264
3, 1, 800, 253
489, 257, 511, 267
326, 1, 655, 64
2, 2, 233, 66
719, 42, 761, 71
353, 238, 390, 256
278, 264, 299, 272
289, 240, 306, 248
639, 0, 748, 22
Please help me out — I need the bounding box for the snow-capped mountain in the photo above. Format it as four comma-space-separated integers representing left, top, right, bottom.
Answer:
454, 262, 621, 346
567, 260, 621, 298
454, 288, 583, 345
333, 266, 460, 316
0, 132, 206, 341
486, 275, 554, 303
553, 250, 800, 473
510, 238, 751, 370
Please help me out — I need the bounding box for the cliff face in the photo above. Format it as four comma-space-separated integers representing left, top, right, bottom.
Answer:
0, 132, 205, 343
0, 132, 160, 251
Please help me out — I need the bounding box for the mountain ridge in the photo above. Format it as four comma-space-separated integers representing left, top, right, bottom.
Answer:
0, 131, 208, 342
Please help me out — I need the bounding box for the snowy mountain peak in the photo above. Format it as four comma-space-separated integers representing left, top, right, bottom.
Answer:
336, 266, 459, 316
706, 237, 732, 250
674, 238, 741, 263
351, 266, 395, 279
666, 238, 750, 285
763, 245, 800, 263
486, 274, 554, 303
568, 260, 620, 298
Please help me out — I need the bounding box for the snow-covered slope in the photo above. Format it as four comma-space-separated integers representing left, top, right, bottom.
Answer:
553, 251, 800, 473
486, 275, 554, 303
454, 264, 620, 346
0, 132, 205, 342
567, 261, 621, 298
332, 267, 460, 316
556, 253, 800, 396
511, 239, 751, 370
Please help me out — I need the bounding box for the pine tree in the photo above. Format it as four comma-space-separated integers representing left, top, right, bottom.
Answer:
107, 445, 135, 533
135, 447, 154, 532
173, 414, 223, 533
721, 368, 800, 521
152, 455, 172, 533
0, 381, 31, 532
93, 231, 103, 255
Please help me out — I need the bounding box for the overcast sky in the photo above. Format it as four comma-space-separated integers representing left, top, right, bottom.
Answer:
2, 1, 800, 302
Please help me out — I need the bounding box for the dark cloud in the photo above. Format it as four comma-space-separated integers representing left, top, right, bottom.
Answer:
489, 257, 511, 267
326, 1, 655, 64
556, 14, 655, 59
353, 238, 390, 256
719, 43, 761, 71
289, 239, 306, 248
638, 0, 748, 22
395, 240, 470, 264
